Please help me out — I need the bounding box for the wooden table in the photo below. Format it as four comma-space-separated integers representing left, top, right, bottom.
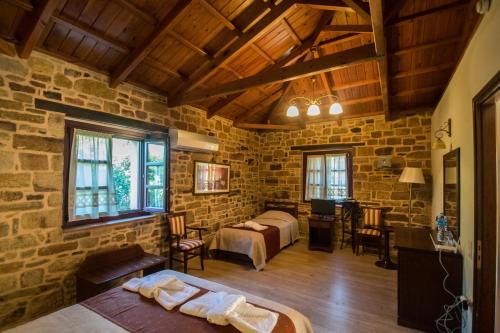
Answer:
375, 226, 397, 269
308, 215, 335, 252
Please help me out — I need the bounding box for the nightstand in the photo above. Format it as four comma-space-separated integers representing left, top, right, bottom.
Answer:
308, 215, 335, 252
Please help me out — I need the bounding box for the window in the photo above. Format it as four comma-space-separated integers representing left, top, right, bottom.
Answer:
303, 150, 353, 201
64, 121, 168, 227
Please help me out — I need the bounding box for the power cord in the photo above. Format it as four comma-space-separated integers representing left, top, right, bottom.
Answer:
435, 250, 467, 333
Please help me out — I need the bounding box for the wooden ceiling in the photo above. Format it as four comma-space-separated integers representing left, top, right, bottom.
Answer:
0, 0, 480, 129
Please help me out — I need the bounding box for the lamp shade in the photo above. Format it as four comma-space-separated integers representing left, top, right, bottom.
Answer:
307, 104, 320, 116
286, 105, 299, 117
399, 167, 425, 184
329, 102, 343, 115
432, 137, 447, 150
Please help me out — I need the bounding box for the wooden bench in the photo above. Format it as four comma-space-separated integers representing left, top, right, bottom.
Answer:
75, 244, 167, 302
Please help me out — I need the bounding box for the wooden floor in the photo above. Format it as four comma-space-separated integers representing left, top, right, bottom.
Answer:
183, 239, 421, 333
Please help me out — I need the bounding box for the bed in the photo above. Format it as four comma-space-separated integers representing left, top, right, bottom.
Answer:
209, 201, 300, 270
5, 270, 313, 333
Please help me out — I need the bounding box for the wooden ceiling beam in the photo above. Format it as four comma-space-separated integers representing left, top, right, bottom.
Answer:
235, 123, 304, 130
369, 0, 390, 120
198, 0, 241, 33
233, 89, 284, 123
391, 84, 447, 97
322, 24, 372, 33
51, 14, 131, 53
341, 0, 371, 22
173, 44, 378, 106
109, 0, 192, 88
113, 0, 157, 25
250, 44, 276, 64
206, 11, 333, 118
170, 0, 296, 96
282, 18, 302, 45
166, 30, 213, 59
142, 58, 187, 81
297, 0, 355, 12
317, 33, 363, 48
387, 0, 469, 27
17, 0, 60, 59
0, 38, 16, 57
383, 0, 409, 24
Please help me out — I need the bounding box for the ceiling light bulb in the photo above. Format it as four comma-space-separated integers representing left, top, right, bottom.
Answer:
286, 105, 299, 117
307, 104, 320, 116
329, 102, 343, 115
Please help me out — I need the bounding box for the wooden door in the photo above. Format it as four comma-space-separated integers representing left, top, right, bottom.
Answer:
473, 71, 500, 333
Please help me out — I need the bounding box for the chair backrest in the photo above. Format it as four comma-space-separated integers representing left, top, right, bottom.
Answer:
341, 200, 360, 221
168, 212, 186, 237
362, 207, 383, 228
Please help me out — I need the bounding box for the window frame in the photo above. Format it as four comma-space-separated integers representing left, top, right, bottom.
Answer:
63, 120, 169, 228
302, 149, 353, 202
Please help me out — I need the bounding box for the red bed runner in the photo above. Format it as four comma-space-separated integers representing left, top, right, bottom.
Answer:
81, 285, 295, 333
228, 225, 280, 260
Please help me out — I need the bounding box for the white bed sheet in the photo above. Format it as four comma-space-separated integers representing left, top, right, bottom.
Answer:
5, 270, 313, 333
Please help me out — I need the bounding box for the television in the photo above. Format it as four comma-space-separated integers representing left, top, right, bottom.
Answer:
311, 199, 336, 216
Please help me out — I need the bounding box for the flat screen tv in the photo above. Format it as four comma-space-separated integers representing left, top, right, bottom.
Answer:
311, 199, 335, 215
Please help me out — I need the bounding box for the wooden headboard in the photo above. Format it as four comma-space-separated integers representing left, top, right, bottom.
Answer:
264, 201, 299, 218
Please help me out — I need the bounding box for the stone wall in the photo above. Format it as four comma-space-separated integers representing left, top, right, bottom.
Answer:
259, 114, 433, 234
0, 51, 260, 329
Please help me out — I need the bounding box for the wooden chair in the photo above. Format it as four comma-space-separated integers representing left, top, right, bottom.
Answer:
166, 212, 207, 273
339, 200, 361, 252
355, 207, 384, 258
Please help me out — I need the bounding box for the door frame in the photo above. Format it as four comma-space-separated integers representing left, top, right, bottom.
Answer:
472, 70, 500, 332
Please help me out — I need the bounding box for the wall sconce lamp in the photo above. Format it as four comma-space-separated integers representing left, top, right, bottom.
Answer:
432, 118, 451, 150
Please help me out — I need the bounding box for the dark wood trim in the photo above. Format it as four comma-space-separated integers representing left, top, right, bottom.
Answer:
291, 143, 365, 151
302, 149, 354, 202
35, 99, 169, 134
472, 70, 500, 333
443, 147, 460, 238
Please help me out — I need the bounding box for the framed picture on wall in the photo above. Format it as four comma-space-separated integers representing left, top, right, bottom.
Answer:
193, 161, 230, 195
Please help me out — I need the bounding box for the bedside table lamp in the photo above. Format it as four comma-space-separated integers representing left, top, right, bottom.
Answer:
399, 167, 425, 227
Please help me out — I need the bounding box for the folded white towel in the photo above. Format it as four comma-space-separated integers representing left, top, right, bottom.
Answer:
122, 277, 142, 292
153, 280, 200, 311
228, 302, 279, 333
207, 293, 246, 326
233, 221, 268, 231
139, 272, 177, 298
180, 291, 219, 318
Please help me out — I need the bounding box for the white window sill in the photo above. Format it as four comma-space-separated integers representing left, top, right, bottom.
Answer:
63, 214, 158, 233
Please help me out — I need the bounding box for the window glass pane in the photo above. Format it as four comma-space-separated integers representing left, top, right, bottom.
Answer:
147, 188, 164, 209
325, 154, 348, 199
146, 165, 164, 186
112, 138, 140, 212
147, 143, 165, 162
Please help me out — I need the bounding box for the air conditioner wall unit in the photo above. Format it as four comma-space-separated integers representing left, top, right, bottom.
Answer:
170, 129, 219, 153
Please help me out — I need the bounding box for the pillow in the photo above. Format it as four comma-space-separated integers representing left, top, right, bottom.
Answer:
258, 210, 297, 224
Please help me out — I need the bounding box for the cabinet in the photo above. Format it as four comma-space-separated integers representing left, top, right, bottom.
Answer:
395, 227, 463, 333
308, 215, 335, 252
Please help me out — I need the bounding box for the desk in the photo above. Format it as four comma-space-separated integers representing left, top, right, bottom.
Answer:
395, 227, 462, 332
308, 215, 335, 252
375, 226, 397, 269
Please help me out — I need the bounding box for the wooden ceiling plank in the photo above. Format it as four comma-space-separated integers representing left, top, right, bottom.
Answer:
322, 24, 372, 33
391, 84, 447, 97
282, 18, 302, 45
206, 11, 333, 119
4, 0, 34, 11
198, 0, 240, 33
383, 0, 409, 24
250, 44, 276, 64
233, 89, 283, 123
391, 62, 455, 79
297, 0, 354, 12
112, 0, 157, 25
17, 0, 60, 59
391, 36, 461, 56
167, 30, 212, 59
170, 0, 296, 96
387, 0, 469, 27
235, 123, 304, 130
368, 0, 390, 120
109, 0, 192, 88
142, 58, 186, 80
341, 0, 371, 22
174, 43, 378, 105
51, 14, 130, 53
0, 37, 16, 57
317, 33, 363, 48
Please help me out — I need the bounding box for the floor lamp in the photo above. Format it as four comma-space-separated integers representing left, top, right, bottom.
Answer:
399, 167, 425, 227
